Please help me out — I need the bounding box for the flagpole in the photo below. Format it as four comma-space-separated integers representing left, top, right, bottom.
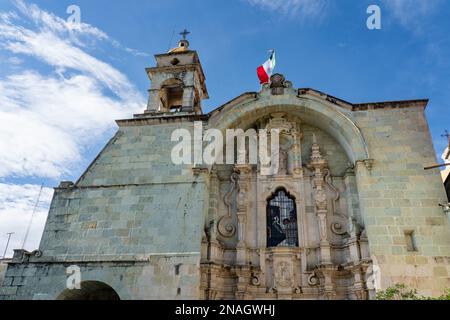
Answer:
257, 49, 276, 88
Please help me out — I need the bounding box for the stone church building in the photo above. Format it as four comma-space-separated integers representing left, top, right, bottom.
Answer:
1, 37, 450, 300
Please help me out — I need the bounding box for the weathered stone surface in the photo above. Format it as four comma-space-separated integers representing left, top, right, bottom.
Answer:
1, 45, 449, 300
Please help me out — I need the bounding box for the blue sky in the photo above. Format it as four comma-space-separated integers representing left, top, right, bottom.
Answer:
0, 0, 449, 256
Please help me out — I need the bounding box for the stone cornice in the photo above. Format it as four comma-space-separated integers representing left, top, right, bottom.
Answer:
207, 88, 429, 117
116, 113, 209, 127
145, 63, 199, 75
353, 99, 429, 111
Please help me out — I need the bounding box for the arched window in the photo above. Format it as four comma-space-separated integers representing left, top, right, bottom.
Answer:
267, 188, 299, 247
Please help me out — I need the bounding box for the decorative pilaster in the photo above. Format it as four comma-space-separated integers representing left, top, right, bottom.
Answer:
235, 164, 252, 265
205, 170, 221, 262
343, 167, 360, 263
307, 134, 331, 264
146, 88, 160, 112
235, 265, 252, 300
291, 125, 303, 176
181, 85, 195, 112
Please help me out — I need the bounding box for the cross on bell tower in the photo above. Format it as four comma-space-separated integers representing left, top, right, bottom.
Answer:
175, 28, 190, 50
179, 29, 190, 40
442, 130, 450, 148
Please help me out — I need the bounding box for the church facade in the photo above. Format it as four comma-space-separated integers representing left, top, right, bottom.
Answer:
1, 38, 450, 300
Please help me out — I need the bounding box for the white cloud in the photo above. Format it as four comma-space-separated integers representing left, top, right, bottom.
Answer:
12, 0, 148, 57
245, 0, 328, 18
382, 0, 443, 32
0, 183, 53, 258
0, 1, 147, 258
0, 9, 142, 101
0, 72, 135, 178
14, 0, 108, 40
0, 1, 145, 179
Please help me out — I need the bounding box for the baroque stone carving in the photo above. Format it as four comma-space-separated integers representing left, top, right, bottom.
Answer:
274, 261, 292, 289
269, 73, 292, 95
265, 113, 294, 134
278, 149, 288, 175
315, 188, 328, 211
13, 249, 42, 263
324, 168, 353, 237
263, 113, 303, 176
308, 272, 320, 286
251, 275, 261, 286
217, 171, 238, 237
234, 165, 252, 247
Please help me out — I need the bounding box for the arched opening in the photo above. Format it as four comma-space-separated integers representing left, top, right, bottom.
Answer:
56, 281, 120, 300
266, 188, 299, 247
159, 78, 184, 112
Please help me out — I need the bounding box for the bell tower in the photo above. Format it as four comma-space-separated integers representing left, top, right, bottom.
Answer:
145, 30, 208, 115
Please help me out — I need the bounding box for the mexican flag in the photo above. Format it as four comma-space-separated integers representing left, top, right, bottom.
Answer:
256, 50, 276, 84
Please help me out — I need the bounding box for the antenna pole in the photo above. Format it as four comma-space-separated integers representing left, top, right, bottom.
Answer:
22, 184, 43, 250
2, 232, 14, 259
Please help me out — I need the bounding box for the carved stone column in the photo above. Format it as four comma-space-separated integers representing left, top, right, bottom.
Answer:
307, 134, 331, 264
235, 164, 252, 265
349, 268, 367, 300
291, 125, 303, 176
343, 167, 360, 263
235, 265, 252, 300
205, 169, 222, 263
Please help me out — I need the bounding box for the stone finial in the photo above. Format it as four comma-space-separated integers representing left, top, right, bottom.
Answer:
270, 73, 286, 95
308, 134, 328, 170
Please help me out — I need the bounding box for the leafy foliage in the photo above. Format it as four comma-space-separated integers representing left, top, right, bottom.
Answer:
376, 284, 450, 300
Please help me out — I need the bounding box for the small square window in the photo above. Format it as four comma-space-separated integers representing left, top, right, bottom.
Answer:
404, 230, 417, 252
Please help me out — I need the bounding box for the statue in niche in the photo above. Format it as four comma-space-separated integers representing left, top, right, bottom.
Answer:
278, 148, 288, 175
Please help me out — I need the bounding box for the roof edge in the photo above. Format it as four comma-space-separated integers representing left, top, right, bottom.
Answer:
353, 99, 429, 111
207, 88, 429, 115
208, 92, 258, 116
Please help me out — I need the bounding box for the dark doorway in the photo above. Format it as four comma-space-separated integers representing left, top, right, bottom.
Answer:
57, 281, 120, 300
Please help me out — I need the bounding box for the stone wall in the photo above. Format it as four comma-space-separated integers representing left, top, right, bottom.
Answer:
0, 255, 199, 300
0, 260, 10, 287
1, 119, 209, 300
2, 81, 449, 299
354, 106, 450, 296
207, 87, 450, 298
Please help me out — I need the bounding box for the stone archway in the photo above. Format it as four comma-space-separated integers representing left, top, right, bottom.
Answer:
56, 281, 120, 300
208, 93, 371, 166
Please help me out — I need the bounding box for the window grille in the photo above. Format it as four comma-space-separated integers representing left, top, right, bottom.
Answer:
267, 189, 299, 247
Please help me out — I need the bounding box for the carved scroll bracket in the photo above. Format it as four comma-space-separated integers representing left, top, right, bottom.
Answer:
217, 171, 238, 238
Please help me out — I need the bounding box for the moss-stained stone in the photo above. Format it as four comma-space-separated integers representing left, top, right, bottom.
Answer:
1, 54, 449, 300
